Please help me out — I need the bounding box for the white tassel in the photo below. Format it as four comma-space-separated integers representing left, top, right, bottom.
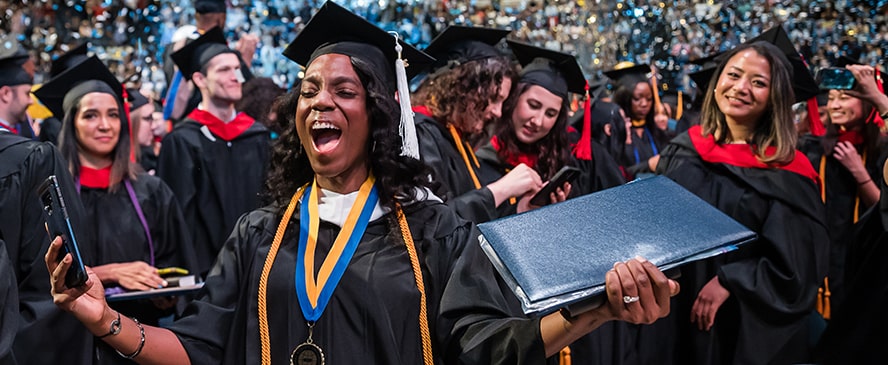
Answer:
390, 33, 420, 160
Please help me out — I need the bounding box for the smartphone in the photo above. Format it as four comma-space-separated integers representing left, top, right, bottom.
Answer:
816, 67, 857, 90
38, 175, 88, 288
529, 166, 582, 206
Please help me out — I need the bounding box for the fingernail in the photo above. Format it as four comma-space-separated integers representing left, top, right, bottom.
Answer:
635, 256, 648, 263
162, 280, 168, 287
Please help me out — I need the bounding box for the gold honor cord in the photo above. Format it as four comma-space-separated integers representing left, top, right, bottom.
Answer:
448, 124, 482, 189
258, 185, 433, 365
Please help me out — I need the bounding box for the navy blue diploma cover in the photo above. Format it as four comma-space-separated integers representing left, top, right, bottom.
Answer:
477, 176, 756, 316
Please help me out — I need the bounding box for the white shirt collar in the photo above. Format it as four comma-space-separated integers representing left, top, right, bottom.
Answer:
308, 186, 442, 228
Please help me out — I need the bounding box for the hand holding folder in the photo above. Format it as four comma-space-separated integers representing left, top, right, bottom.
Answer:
478, 176, 756, 316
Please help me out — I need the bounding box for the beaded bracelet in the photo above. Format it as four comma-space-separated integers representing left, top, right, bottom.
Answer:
97, 311, 121, 339
115, 316, 145, 359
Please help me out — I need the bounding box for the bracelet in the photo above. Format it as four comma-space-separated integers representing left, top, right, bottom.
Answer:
858, 178, 873, 186
115, 316, 145, 359
97, 311, 122, 339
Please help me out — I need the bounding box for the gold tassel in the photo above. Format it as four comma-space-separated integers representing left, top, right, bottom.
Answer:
559, 346, 571, 365
817, 277, 831, 320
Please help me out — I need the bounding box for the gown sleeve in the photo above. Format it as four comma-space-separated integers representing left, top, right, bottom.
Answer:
435, 217, 547, 364
166, 210, 265, 365
0, 238, 17, 363
415, 118, 498, 223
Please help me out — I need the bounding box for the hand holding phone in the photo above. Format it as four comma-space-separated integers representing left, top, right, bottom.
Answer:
529, 166, 581, 206
39, 175, 88, 288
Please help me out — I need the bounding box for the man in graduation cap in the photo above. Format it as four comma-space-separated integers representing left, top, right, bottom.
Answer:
45, 2, 678, 364
0, 39, 97, 365
163, 0, 257, 122
0, 34, 36, 139
161, 27, 270, 277
412, 25, 546, 224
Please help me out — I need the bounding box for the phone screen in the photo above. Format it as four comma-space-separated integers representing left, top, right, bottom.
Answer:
817, 68, 856, 90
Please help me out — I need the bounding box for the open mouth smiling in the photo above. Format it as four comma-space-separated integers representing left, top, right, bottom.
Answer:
311, 121, 342, 153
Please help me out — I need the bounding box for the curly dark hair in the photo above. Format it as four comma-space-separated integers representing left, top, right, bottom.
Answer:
492, 82, 572, 180
412, 57, 515, 133
265, 57, 435, 210
236, 77, 286, 134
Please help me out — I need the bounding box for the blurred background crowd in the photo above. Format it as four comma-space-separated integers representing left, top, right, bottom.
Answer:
1, 0, 886, 102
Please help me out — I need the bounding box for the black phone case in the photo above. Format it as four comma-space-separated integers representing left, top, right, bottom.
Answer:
530, 166, 581, 206
38, 175, 88, 288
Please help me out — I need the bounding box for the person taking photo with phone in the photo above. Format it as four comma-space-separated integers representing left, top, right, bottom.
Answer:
798, 57, 888, 320
475, 41, 624, 217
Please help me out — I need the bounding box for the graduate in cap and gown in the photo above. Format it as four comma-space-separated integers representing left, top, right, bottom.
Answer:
656, 39, 829, 364
604, 64, 672, 179
34, 56, 197, 337
0, 34, 36, 139
475, 40, 624, 218
797, 58, 888, 318
412, 26, 546, 223
0, 37, 97, 365
45, 2, 679, 364
160, 27, 270, 277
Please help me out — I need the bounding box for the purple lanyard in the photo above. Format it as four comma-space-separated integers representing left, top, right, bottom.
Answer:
77, 178, 156, 267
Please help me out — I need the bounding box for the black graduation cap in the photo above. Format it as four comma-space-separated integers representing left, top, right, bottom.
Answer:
34, 56, 123, 118
815, 89, 829, 106
195, 0, 226, 14
688, 67, 717, 93
423, 25, 509, 70
127, 88, 150, 110
170, 27, 234, 81
50, 42, 89, 78
507, 40, 586, 98
747, 25, 818, 102
282, 1, 434, 87
602, 63, 652, 91
0, 35, 32, 87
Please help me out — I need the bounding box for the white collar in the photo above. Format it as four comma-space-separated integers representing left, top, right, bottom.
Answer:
307, 186, 442, 228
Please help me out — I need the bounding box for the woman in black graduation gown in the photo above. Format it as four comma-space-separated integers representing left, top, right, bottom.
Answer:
797, 64, 888, 315
45, 3, 678, 364
412, 26, 545, 224
605, 64, 672, 180
475, 41, 624, 219
656, 42, 829, 364
36, 56, 197, 331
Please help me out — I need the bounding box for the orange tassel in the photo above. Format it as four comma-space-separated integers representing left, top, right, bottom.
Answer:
559, 346, 571, 365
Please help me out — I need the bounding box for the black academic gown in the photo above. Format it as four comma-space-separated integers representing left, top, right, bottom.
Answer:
0, 131, 96, 365
78, 174, 197, 323
156, 119, 270, 276
624, 125, 669, 179
657, 132, 829, 364
798, 134, 888, 312
167, 198, 546, 364
414, 113, 498, 223
815, 166, 888, 363
0, 238, 17, 365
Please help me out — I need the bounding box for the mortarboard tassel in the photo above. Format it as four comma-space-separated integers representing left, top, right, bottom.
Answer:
121, 87, 136, 163
390, 32, 420, 160
573, 81, 593, 161
807, 97, 825, 136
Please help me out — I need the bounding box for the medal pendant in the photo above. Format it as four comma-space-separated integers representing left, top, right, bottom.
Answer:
290, 342, 324, 365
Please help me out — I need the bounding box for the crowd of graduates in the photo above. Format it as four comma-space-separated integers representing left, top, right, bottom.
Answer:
1, 0, 888, 364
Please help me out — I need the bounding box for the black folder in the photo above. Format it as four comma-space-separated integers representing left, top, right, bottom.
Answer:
477, 176, 756, 316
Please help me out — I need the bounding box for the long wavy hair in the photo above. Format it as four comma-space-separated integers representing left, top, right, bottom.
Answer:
700, 42, 797, 164
58, 91, 137, 192
265, 57, 435, 210
492, 82, 572, 180
412, 57, 515, 134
